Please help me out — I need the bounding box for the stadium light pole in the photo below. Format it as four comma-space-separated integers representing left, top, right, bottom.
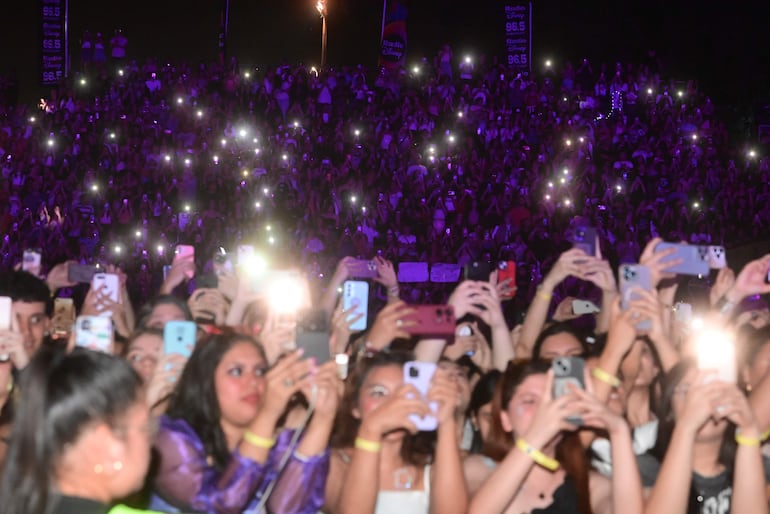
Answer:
316, 0, 327, 69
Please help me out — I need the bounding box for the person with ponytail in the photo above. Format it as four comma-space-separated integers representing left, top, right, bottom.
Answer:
0, 346, 153, 514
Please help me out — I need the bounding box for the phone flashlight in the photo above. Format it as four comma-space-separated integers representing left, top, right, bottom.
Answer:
694, 326, 736, 383
267, 274, 306, 314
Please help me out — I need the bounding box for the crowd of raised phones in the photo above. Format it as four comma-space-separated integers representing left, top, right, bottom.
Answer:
0, 44, 769, 514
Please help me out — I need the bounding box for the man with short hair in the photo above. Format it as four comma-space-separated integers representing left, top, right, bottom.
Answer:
0, 270, 53, 358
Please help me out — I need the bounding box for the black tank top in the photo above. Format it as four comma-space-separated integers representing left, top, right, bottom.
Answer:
530, 476, 581, 514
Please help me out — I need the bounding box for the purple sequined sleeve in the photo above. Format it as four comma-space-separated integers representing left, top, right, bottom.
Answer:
153, 416, 331, 514
153, 416, 268, 514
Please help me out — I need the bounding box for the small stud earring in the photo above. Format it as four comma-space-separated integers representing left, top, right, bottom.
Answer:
113, 461, 123, 472
94, 464, 104, 474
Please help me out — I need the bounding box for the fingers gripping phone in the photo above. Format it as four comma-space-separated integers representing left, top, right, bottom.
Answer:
75, 316, 113, 354
92, 273, 120, 305
163, 321, 196, 360
348, 259, 379, 279
552, 357, 585, 425
655, 242, 710, 276
619, 264, 652, 331
403, 361, 438, 431
342, 280, 369, 331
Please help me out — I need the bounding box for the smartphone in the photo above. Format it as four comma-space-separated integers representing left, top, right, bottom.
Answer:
348, 259, 379, 279
91, 273, 120, 305
674, 302, 693, 325
572, 299, 600, 315
75, 316, 113, 354
619, 264, 652, 330
552, 357, 585, 425
68, 263, 97, 284
464, 261, 491, 281
52, 298, 75, 338
654, 242, 710, 276
22, 249, 42, 275
707, 246, 727, 269
342, 281, 369, 332
571, 226, 598, 258
497, 261, 517, 294
295, 309, 331, 364
695, 329, 736, 383
163, 264, 172, 281
403, 361, 438, 431
402, 305, 456, 339
174, 245, 195, 279
163, 320, 196, 359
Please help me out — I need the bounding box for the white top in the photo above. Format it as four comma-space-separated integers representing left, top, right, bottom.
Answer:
374, 465, 431, 514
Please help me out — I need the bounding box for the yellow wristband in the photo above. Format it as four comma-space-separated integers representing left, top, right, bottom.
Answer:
243, 431, 276, 449
536, 289, 552, 302
735, 431, 761, 447
354, 437, 382, 453
591, 367, 620, 388
516, 438, 560, 471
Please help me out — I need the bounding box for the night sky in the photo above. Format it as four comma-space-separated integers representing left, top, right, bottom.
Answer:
3, 0, 769, 106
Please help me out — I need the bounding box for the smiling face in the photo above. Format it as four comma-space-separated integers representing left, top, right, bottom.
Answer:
215, 341, 268, 429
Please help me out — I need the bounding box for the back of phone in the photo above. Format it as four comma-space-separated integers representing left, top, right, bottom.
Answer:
655, 242, 710, 276
163, 320, 196, 359
68, 263, 97, 284
464, 261, 491, 281
349, 259, 379, 279
619, 264, 652, 330
403, 361, 438, 431
552, 357, 585, 398
75, 316, 113, 354
571, 226, 597, 257
403, 305, 456, 339
497, 261, 517, 293
92, 273, 120, 304
342, 281, 369, 331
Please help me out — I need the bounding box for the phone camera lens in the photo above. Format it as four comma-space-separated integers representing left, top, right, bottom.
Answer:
409, 367, 419, 378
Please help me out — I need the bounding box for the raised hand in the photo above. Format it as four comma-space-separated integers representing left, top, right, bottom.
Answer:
366, 301, 416, 351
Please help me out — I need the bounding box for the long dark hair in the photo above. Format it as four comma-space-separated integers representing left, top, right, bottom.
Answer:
467, 369, 501, 454
483, 360, 591, 514
331, 350, 434, 467
0, 347, 143, 514
165, 331, 267, 470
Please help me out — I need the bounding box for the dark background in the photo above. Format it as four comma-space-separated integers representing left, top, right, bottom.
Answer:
3, 0, 770, 109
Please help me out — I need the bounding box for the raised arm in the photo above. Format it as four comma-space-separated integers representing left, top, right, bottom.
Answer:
517, 249, 587, 358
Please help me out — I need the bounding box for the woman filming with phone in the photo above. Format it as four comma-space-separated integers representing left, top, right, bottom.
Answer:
464, 360, 643, 514
646, 357, 767, 514
324, 351, 468, 514
150, 330, 340, 514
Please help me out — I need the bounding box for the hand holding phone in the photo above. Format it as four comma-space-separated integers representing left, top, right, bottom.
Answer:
619, 264, 653, 330
342, 281, 369, 331
75, 316, 114, 354
92, 273, 120, 306
552, 357, 585, 425
22, 249, 42, 277
163, 321, 196, 360
403, 361, 438, 431
402, 305, 456, 339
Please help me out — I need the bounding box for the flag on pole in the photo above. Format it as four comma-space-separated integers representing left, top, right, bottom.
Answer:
379, 0, 407, 70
